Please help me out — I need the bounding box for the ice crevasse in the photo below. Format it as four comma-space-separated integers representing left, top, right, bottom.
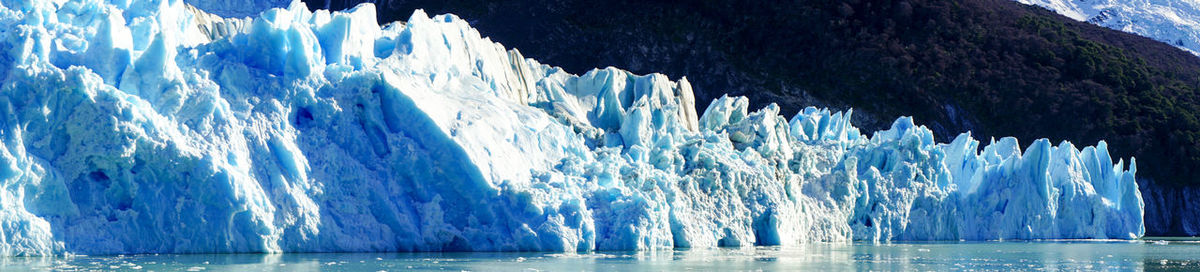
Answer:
0, 0, 1142, 255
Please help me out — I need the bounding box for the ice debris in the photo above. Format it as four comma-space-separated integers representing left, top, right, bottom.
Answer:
0, 0, 1142, 255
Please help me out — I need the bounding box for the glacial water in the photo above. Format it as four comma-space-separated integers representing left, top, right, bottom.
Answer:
3, 240, 1198, 271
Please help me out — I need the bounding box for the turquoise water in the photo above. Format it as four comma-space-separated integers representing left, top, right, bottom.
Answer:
3, 240, 1199, 271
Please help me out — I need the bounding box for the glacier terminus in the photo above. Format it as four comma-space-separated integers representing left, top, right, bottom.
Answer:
0, 0, 1143, 255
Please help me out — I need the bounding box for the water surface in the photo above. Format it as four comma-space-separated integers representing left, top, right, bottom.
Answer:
4, 240, 1199, 271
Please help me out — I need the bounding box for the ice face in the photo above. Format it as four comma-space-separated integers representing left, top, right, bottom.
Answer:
0, 0, 1142, 256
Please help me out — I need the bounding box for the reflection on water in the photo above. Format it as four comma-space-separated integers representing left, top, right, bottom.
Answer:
3, 240, 1199, 271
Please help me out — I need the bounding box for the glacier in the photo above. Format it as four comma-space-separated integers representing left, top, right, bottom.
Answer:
1016, 0, 1200, 56
0, 0, 1143, 256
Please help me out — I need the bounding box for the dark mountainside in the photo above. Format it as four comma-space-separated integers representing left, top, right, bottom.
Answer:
303, 0, 1200, 236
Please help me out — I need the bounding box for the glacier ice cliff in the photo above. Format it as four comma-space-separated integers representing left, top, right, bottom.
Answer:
0, 0, 1143, 255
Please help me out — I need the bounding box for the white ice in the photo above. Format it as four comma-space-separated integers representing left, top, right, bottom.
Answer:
0, 0, 1142, 256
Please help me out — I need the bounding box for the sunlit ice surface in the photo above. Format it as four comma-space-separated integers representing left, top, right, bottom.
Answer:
0, 0, 1144, 255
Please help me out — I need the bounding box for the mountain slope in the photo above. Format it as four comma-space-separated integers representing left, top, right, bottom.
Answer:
1017, 0, 1200, 55
280, 0, 1200, 236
